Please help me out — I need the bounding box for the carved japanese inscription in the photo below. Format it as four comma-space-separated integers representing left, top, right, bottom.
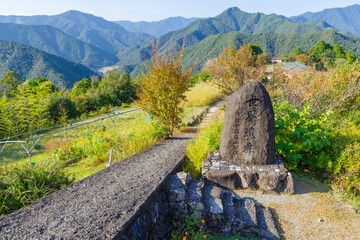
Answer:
219, 81, 275, 165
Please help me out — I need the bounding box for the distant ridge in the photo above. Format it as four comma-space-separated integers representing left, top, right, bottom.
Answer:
182, 30, 360, 72
0, 22, 118, 69
290, 4, 360, 36
0, 10, 152, 55
114, 17, 200, 37
0, 40, 97, 89
117, 7, 331, 73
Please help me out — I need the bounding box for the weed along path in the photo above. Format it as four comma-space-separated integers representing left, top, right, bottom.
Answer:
199, 99, 225, 129
235, 174, 360, 240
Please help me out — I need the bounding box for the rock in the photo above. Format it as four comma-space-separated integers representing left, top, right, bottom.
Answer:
222, 191, 236, 220
203, 152, 295, 194
257, 171, 284, 191
186, 180, 205, 212
256, 206, 280, 240
168, 188, 186, 202
167, 172, 192, 190
219, 81, 275, 165
284, 172, 295, 195
202, 151, 295, 194
203, 169, 242, 190
236, 199, 257, 227
203, 183, 224, 215
167, 172, 193, 202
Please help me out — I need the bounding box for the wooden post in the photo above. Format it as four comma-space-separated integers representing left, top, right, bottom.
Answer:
107, 149, 113, 167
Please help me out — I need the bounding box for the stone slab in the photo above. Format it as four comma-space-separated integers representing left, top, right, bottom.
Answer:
202, 151, 295, 194
219, 81, 275, 165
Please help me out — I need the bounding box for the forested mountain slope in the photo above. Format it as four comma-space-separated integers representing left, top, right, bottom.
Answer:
0, 40, 97, 89
0, 23, 118, 69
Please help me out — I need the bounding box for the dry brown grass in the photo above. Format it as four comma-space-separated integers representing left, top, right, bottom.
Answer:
44, 139, 73, 156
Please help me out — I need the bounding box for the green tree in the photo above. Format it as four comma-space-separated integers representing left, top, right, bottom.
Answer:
137, 45, 193, 134
47, 93, 77, 123
70, 78, 91, 99
309, 40, 333, 63
346, 51, 357, 64
0, 71, 23, 97
188, 72, 211, 87
99, 70, 136, 106
290, 46, 304, 56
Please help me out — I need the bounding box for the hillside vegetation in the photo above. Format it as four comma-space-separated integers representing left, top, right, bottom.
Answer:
182, 30, 360, 72
0, 23, 118, 69
0, 40, 97, 89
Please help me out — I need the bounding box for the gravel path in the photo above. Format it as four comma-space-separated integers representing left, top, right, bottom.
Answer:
235, 174, 360, 240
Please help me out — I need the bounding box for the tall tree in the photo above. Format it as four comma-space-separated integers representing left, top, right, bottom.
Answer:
137, 45, 193, 134
0, 71, 23, 97
204, 44, 268, 93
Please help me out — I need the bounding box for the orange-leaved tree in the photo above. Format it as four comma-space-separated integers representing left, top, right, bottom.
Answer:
136, 44, 193, 134
204, 44, 268, 93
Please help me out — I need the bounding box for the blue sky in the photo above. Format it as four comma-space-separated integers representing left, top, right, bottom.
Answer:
0, 0, 359, 21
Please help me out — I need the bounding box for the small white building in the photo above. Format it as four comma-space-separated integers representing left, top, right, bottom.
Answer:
270, 58, 283, 64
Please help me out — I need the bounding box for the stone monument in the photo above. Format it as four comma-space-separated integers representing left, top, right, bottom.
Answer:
202, 81, 294, 194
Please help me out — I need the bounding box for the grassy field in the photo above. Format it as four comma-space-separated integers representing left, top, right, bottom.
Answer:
0, 105, 207, 178
0, 106, 141, 165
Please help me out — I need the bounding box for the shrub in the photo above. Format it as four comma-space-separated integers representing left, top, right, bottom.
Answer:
170, 211, 243, 239
274, 100, 333, 171
270, 62, 360, 115
44, 139, 73, 156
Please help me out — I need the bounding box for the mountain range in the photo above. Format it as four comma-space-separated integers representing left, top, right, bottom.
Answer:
1, 5, 360, 85
114, 17, 200, 37
0, 10, 151, 55
291, 4, 360, 36
116, 7, 347, 74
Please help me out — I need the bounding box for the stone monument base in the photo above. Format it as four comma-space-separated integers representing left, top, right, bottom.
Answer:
202, 151, 295, 194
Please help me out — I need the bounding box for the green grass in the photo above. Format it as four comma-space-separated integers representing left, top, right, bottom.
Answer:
183, 111, 224, 179
0, 160, 74, 216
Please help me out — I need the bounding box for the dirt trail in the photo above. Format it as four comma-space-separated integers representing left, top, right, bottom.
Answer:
199, 99, 225, 128
235, 174, 360, 240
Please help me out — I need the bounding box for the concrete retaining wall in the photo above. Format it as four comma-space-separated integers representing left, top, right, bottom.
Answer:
0, 133, 194, 239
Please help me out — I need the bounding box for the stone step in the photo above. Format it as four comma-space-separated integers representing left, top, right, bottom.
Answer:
221, 190, 236, 220
235, 198, 258, 228
185, 180, 205, 212
256, 206, 280, 240
203, 182, 224, 215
